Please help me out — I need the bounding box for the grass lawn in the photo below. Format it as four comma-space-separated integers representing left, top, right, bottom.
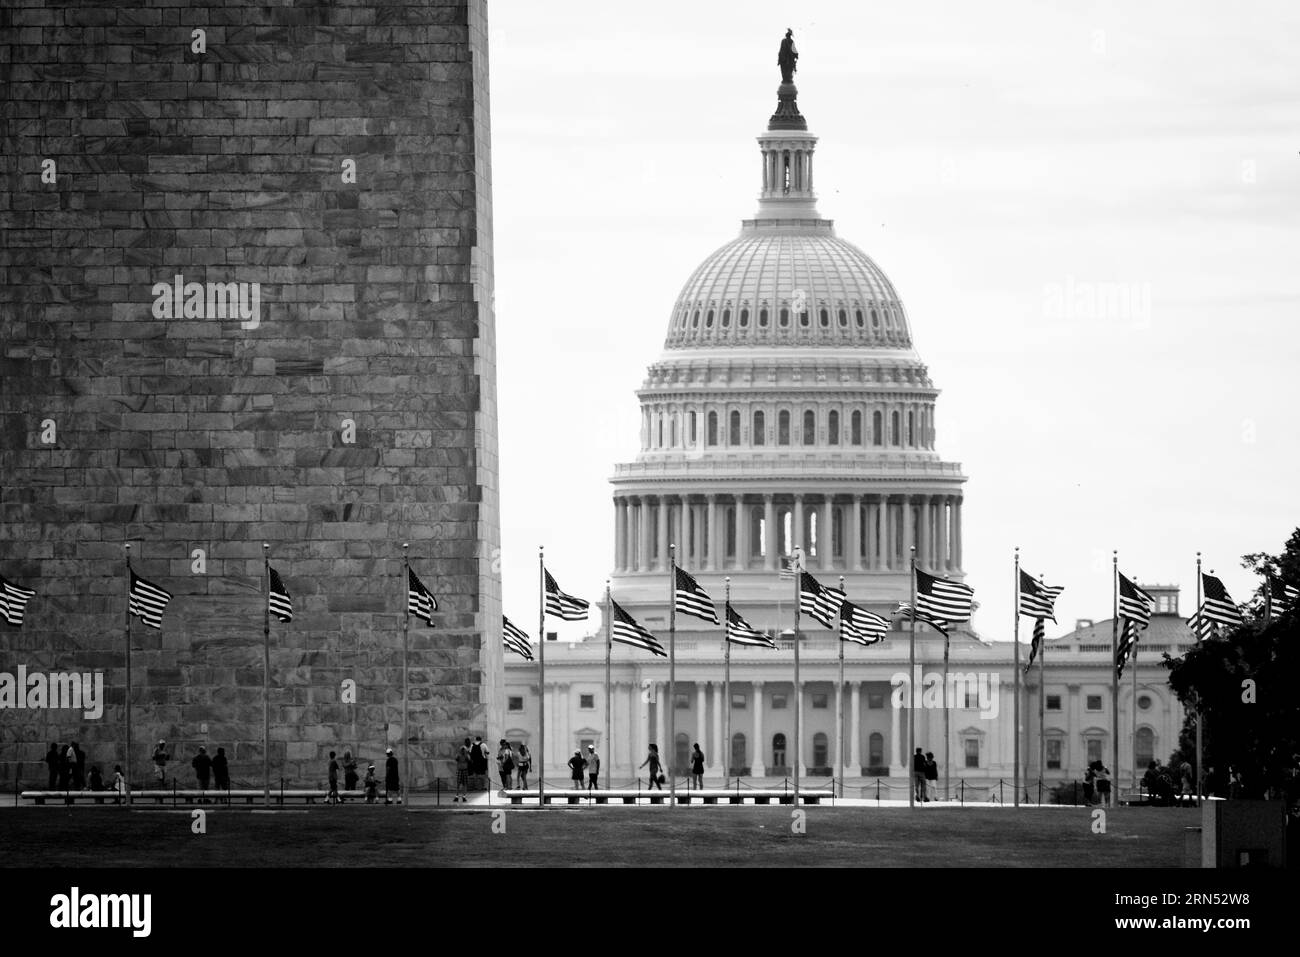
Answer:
0, 803, 1198, 867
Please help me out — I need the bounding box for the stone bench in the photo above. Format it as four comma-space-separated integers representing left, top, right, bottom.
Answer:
500, 789, 826, 806
21, 789, 335, 806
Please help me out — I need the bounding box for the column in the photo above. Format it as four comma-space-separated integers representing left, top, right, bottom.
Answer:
793, 494, 805, 560
710, 681, 723, 776
918, 494, 930, 570
937, 498, 949, 572
834, 678, 844, 779
882, 496, 893, 570
695, 683, 707, 766
764, 495, 777, 570
735, 496, 748, 570
849, 682, 862, 777
614, 498, 625, 572
752, 681, 766, 776
849, 494, 862, 571
635, 498, 647, 572
954, 498, 963, 571
820, 496, 834, 570
706, 495, 719, 572
902, 494, 914, 565
656, 496, 668, 571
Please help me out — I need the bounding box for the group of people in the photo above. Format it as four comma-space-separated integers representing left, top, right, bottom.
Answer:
912, 748, 941, 802
452, 736, 532, 802
327, 748, 399, 804
44, 741, 124, 795
1082, 760, 1114, 806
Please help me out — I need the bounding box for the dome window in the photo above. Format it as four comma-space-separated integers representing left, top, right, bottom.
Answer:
739, 308, 749, 327
693, 310, 701, 328
779, 308, 790, 327
870, 309, 880, 328
855, 309, 864, 328
799, 311, 810, 328
759, 308, 769, 327
838, 309, 848, 327
721, 309, 730, 327
706, 309, 714, 328
819, 308, 829, 327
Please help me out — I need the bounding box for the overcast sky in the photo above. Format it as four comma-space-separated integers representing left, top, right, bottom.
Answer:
487, 0, 1299, 643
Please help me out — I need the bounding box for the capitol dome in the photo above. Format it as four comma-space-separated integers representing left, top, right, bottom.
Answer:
666, 226, 912, 350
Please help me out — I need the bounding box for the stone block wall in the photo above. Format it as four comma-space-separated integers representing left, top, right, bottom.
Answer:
0, 0, 502, 789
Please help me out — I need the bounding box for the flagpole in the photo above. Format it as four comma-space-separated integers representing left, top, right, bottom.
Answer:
604, 580, 612, 785
402, 543, 410, 808
538, 546, 546, 807
1038, 617, 1046, 798
263, 542, 271, 806
792, 548, 801, 806
1013, 547, 1021, 807
1110, 550, 1118, 800
1195, 552, 1203, 804
941, 551, 950, 803
1131, 627, 1138, 793
908, 547, 916, 809
838, 574, 845, 799
124, 543, 133, 802
723, 577, 731, 790
669, 543, 677, 807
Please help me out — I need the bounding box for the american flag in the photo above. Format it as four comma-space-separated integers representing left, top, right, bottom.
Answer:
0, 575, 37, 627
1116, 617, 1141, 679
406, 567, 437, 626
799, 571, 845, 630
1196, 572, 1242, 631
611, 599, 666, 657
725, 603, 776, 648
674, 566, 718, 624
128, 568, 172, 630
268, 566, 293, 623
1024, 617, 1045, 673
544, 569, 589, 621
503, 616, 533, 661
778, 555, 799, 580
915, 568, 975, 629
1267, 574, 1298, 615
1018, 570, 1064, 622
896, 600, 951, 636
1186, 610, 1215, 642
1117, 573, 1153, 626
840, 599, 888, 646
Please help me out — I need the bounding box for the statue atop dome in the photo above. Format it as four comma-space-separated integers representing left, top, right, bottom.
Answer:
778, 29, 798, 83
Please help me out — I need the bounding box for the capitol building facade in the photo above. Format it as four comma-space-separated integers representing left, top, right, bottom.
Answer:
505, 64, 1187, 795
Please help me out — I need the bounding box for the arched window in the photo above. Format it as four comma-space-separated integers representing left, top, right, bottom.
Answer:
772, 733, 787, 770
802, 410, 816, 446
657, 415, 664, 448
838, 308, 848, 327
729, 410, 741, 446
813, 732, 828, 770
800, 310, 810, 328
739, 308, 749, 327
707, 411, 718, 447
828, 410, 839, 446
670, 416, 677, 448
752, 506, 765, 558
850, 410, 862, 445
819, 308, 829, 327
759, 307, 769, 327
731, 733, 746, 774
907, 411, 914, 446
890, 411, 900, 446
870, 308, 879, 329
675, 733, 691, 776
779, 307, 790, 327
692, 310, 701, 328
1135, 727, 1155, 770
721, 309, 730, 328
752, 410, 765, 446
689, 411, 697, 445
855, 309, 864, 328
705, 309, 714, 328
872, 411, 883, 447
868, 732, 884, 769
778, 410, 790, 445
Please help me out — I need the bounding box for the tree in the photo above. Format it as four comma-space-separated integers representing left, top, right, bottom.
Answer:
1161, 529, 1300, 803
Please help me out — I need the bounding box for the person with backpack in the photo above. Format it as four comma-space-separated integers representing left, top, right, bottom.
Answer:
497, 739, 515, 793
912, 748, 928, 803
639, 744, 663, 790
470, 736, 489, 791
363, 764, 379, 804
924, 751, 939, 802
567, 750, 586, 790
454, 745, 471, 802
1095, 763, 1112, 807
689, 744, 704, 790
342, 749, 359, 794
586, 745, 601, 792
211, 747, 230, 796
516, 743, 532, 789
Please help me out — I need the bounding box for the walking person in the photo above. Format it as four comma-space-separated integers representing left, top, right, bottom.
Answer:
568, 749, 586, 790
343, 749, 359, 794
454, 745, 470, 802
327, 751, 341, 805
924, 751, 939, 802
689, 744, 704, 790
640, 744, 664, 790
1096, 763, 1112, 807
192, 746, 212, 792
152, 740, 170, 786
384, 747, 400, 805
912, 748, 928, 803
586, 745, 601, 792
516, 743, 532, 789
363, 764, 379, 804
212, 746, 230, 799
496, 739, 515, 794
45, 743, 60, 790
